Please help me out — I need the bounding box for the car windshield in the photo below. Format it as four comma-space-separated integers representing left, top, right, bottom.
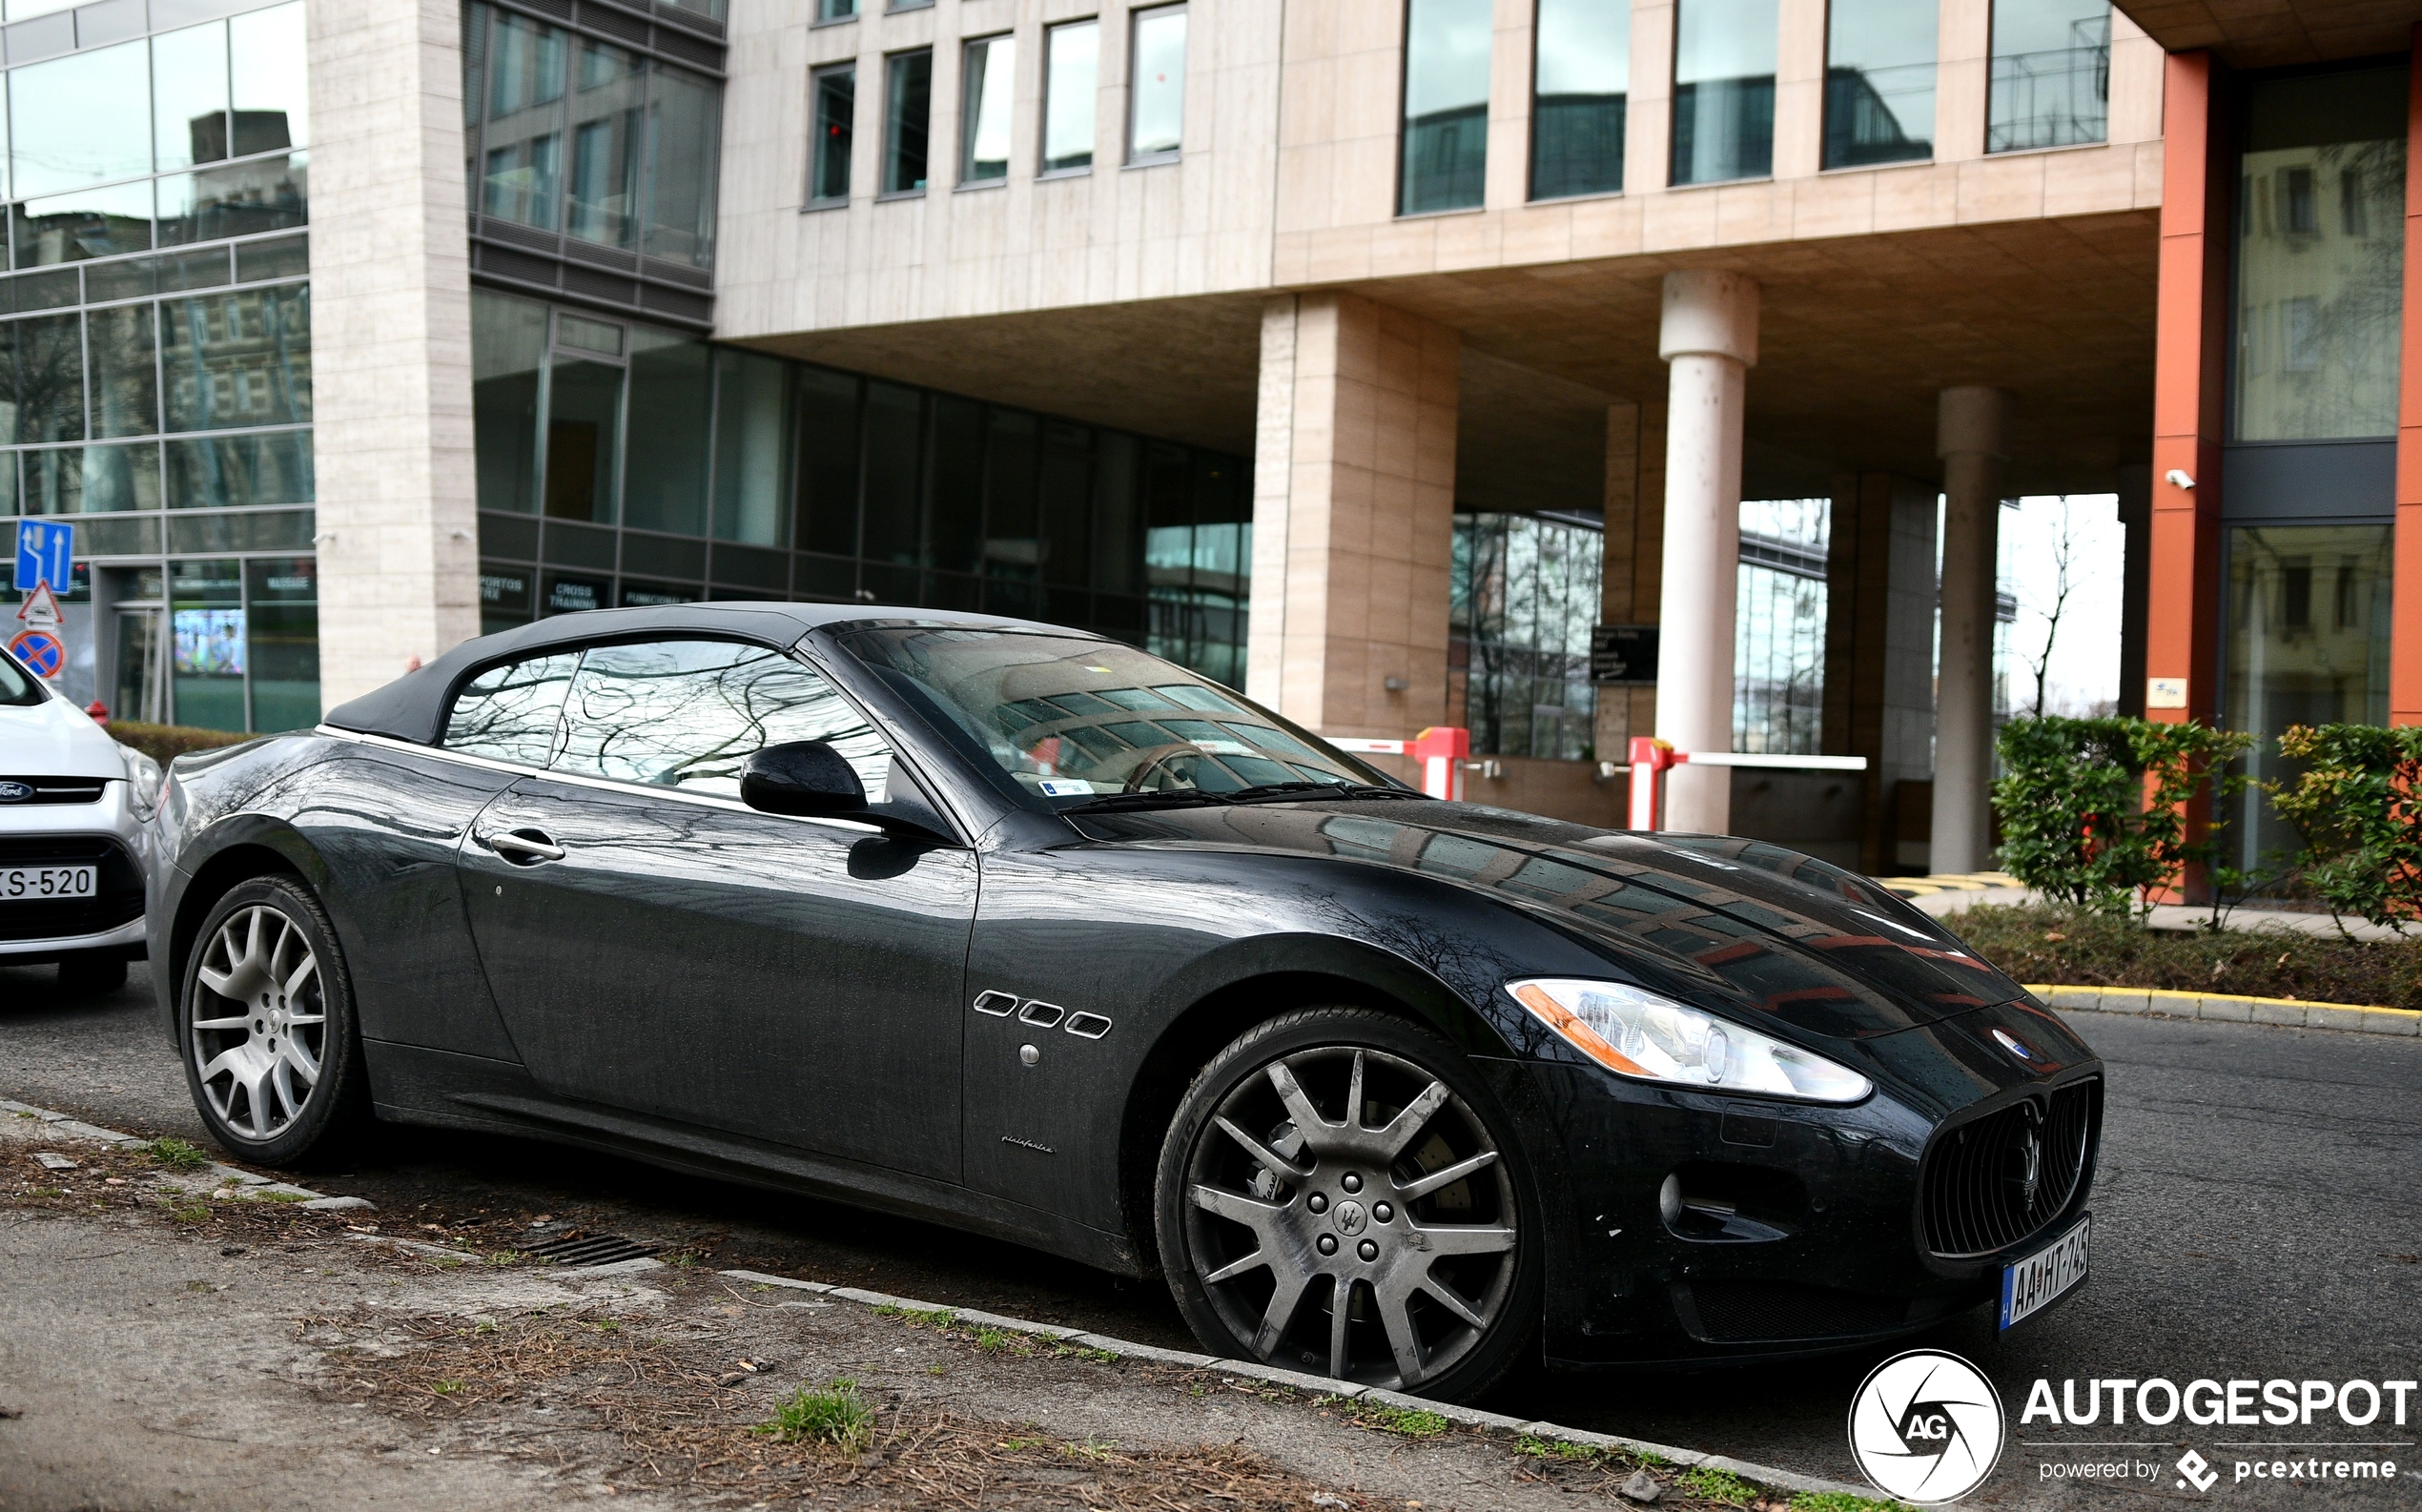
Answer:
835, 627, 1398, 804
0, 650, 44, 706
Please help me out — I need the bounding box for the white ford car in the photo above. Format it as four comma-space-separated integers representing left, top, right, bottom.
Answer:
0, 650, 160, 992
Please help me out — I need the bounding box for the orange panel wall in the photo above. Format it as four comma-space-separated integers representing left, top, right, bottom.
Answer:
2397, 36, 2422, 726
2148, 51, 2227, 729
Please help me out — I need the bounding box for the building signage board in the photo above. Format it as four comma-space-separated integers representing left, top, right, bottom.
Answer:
1591, 624, 1659, 685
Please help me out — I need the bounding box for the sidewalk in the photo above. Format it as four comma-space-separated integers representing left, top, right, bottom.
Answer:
1886, 871, 2412, 942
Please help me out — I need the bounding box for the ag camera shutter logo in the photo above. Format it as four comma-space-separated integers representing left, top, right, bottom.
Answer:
1848, 1349, 2006, 1502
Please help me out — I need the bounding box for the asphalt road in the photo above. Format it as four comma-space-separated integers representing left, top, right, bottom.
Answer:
7, 960, 2419, 1505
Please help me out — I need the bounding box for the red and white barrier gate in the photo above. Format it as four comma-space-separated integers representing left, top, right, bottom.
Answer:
1624, 737, 1866, 831
1327, 726, 1472, 800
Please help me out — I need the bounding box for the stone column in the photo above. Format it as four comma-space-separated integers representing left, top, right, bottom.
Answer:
1933, 386, 2012, 874
1654, 270, 1758, 833
1246, 294, 1459, 740
1822, 472, 1940, 874
307, 0, 481, 707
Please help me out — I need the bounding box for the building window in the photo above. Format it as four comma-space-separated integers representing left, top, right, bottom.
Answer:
1042, 20, 1098, 174
1985, 0, 2106, 153
1451, 513, 1600, 761
1823, 0, 1934, 169
1129, 4, 1186, 163
1529, 0, 1627, 200
882, 50, 932, 194
481, 10, 567, 229
1734, 499, 1829, 754
1672, 0, 1775, 186
810, 64, 855, 202
2232, 68, 2406, 441
818, 0, 856, 18
567, 41, 644, 249
960, 36, 1014, 184
1400, 0, 1490, 214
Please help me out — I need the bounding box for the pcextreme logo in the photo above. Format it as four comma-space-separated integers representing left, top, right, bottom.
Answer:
1847, 1350, 2006, 1503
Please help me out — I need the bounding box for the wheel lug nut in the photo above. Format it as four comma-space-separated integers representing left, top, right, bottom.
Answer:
1373, 1202, 1394, 1222
1307, 1193, 1328, 1214
1317, 1235, 1338, 1256
1341, 1173, 1363, 1194
1358, 1239, 1378, 1261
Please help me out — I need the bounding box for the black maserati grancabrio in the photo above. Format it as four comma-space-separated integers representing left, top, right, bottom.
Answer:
149, 603, 2101, 1400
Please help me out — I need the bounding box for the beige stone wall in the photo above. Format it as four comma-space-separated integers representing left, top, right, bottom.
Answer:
1247, 293, 1457, 740
717, 0, 1286, 339
306, 0, 480, 706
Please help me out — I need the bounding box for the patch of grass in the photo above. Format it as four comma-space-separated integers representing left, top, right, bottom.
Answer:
164, 1197, 211, 1224
1957, 902, 2422, 1009
757, 1379, 874, 1452
430, 1378, 465, 1397
473, 1318, 498, 1336
1678, 1465, 1762, 1505
145, 1137, 211, 1173
1052, 1341, 1117, 1363
1514, 1434, 1625, 1464
873, 1304, 955, 1329
1790, 1493, 1913, 1512
975, 1326, 1028, 1355
1064, 1437, 1120, 1461
1349, 1402, 1451, 1439
485, 1251, 520, 1267
590, 1318, 620, 1334
249, 1189, 310, 1203
996, 1435, 1051, 1452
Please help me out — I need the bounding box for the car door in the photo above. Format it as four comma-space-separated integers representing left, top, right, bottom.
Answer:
455, 636, 976, 1183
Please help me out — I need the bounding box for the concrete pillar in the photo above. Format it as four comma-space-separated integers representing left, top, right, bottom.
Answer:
308, 0, 482, 706
1246, 294, 1459, 740
1822, 472, 1940, 874
1593, 398, 1667, 763
1933, 386, 2012, 874
1654, 270, 1759, 833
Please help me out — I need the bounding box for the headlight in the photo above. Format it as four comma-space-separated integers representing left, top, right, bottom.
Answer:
1508, 977, 1872, 1103
120, 745, 164, 819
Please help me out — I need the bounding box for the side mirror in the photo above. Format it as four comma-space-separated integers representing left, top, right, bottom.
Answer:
739, 740, 868, 818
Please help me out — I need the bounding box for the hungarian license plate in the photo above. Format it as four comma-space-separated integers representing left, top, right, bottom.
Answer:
2000, 1215, 2089, 1331
0, 865, 97, 901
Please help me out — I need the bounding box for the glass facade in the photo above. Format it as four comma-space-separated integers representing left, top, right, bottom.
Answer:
1451, 513, 1601, 761
1401, 0, 1491, 214
1734, 499, 1828, 754
1530, 0, 1627, 200
1672, 0, 1776, 186
1987, 0, 2107, 153
883, 49, 931, 194
2232, 68, 2407, 442
1129, 5, 1186, 163
471, 290, 1253, 684
961, 36, 1013, 184
461, 1, 722, 270
1825, 0, 1936, 169
0, 0, 315, 731
1043, 20, 1098, 174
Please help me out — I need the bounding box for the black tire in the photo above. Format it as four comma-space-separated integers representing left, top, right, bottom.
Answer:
178, 875, 371, 1167
55, 950, 127, 996
1155, 1007, 1541, 1402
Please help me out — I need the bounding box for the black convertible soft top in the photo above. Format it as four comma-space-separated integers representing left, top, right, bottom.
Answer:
321, 602, 1087, 746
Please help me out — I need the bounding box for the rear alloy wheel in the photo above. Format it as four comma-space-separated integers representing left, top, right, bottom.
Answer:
181, 876, 368, 1164
1158, 1008, 1537, 1400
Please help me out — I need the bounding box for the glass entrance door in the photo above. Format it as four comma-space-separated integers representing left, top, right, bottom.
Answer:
113, 608, 166, 725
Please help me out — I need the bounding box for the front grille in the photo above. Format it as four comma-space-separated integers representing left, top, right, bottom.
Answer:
1685, 1281, 1909, 1341
0, 835, 143, 943
0, 776, 107, 805
1920, 1079, 2099, 1257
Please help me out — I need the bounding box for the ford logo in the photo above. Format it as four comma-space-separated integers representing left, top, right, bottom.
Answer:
0, 781, 31, 803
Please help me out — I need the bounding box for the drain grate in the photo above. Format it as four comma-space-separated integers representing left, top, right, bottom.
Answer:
523, 1234, 659, 1267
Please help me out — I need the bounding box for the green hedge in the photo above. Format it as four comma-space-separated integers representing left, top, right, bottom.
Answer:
107, 721, 256, 766
2270, 724, 2422, 935
1991, 716, 2253, 914
1960, 902, 2422, 1010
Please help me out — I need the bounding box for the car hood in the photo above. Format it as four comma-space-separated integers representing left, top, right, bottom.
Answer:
1070, 797, 2029, 1041
0, 695, 126, 780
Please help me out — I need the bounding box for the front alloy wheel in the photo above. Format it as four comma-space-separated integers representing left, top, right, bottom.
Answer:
1160, 1010, 1534, 1398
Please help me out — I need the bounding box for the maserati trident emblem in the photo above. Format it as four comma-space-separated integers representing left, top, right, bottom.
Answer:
1990, 1028, 2033, 1062
2013, 1122, 2043, 1211
0, 781, 31, 804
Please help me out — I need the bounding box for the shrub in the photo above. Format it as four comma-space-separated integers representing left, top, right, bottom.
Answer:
2268, 724, 2422, 936
757, 1379, 874, 1451
108, 721, 255, 766
1993, 717, 2254, 913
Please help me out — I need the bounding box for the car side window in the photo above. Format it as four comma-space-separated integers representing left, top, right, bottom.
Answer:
442, 652, 580, 764
551, 639, 892, 801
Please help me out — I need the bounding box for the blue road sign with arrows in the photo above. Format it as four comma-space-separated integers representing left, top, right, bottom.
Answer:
14, 519, 71, 593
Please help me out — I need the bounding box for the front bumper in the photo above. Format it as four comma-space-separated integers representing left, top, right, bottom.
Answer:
1494, 998, 2104, 1368
0, 783, 154, 961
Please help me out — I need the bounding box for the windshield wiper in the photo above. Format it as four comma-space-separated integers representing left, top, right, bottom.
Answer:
1226, 781, 1428, 804
1059, 789, 1237, 814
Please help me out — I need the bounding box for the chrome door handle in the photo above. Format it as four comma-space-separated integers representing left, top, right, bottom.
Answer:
483, 828, 564, 863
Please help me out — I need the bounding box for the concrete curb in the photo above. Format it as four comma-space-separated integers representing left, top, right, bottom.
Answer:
0, 1096, 358, 1206
2031, 984, 2421, 1035
717, 1267, 1875, 1501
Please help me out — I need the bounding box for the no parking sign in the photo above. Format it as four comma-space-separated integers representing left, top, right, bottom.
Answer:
8, 628, 64, 679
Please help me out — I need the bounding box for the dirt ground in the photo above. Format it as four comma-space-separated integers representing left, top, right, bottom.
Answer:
0, 1114, 1835, 1512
